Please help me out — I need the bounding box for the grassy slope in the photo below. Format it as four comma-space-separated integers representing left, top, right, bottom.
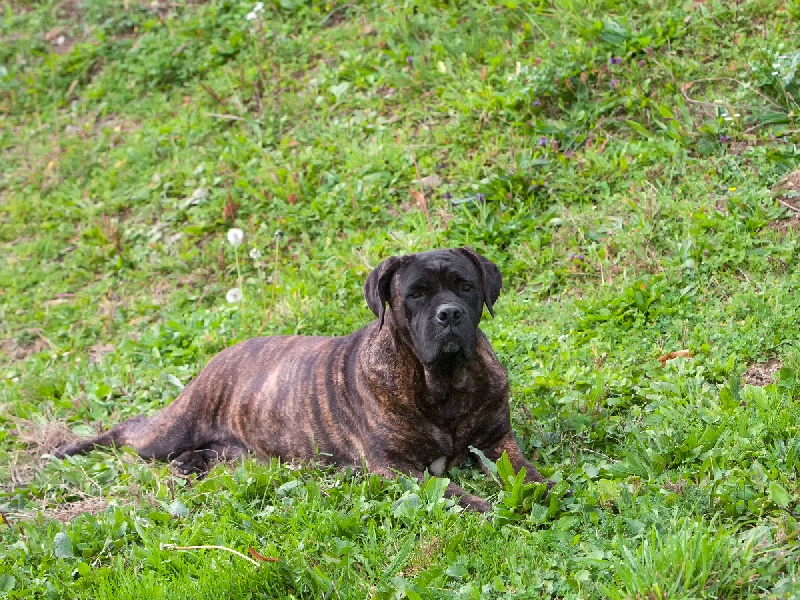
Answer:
2, 0, 800, 597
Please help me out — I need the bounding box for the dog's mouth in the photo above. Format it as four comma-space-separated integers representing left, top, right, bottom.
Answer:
413, 322, 477, 367
433, 329, 470, 358
441, 340, 462, 354
442, 342, 461, 354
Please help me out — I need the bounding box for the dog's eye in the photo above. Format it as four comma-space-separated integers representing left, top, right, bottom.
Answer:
461, 283, 473, 292
409, 290, 426, 299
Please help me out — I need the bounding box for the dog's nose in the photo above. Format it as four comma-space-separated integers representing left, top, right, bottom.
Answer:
435, 304, 463, 325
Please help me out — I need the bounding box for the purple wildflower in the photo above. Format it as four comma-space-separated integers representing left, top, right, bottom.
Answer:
610, 78, 619, 88
719, 135, 730, 142
538, 136, 547, 146
533, 99, 541, 107
406, 56, 413, 68
638, 59, 646, 67
444, 191, 453, 200
476, 193, 485, 202
610, 57, 621, 65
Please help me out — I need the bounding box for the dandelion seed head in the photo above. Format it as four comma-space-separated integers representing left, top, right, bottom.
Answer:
227, 228, 244, 247
226, 288, 243, 303
249, 247, 263, 260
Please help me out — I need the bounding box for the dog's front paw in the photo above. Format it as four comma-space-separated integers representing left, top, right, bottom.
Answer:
171, 450, 210, 477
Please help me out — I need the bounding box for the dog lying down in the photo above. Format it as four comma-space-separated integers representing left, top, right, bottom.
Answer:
57, 247, 554, 512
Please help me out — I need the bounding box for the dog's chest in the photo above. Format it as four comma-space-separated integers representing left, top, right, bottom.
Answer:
421, 406, 481, 471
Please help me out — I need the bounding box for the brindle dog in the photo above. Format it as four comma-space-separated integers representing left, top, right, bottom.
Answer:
57, 247, 552, 511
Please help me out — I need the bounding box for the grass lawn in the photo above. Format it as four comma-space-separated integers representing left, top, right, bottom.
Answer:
2, 0, 800, 597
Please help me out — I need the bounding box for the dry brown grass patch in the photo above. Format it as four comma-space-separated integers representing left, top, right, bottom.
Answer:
44, 497, 110, 523
2, 417, 78, 492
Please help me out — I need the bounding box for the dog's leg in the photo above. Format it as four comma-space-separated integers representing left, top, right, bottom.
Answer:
478, 431, 553, 488
54, 415, 151, 458
171, 441, 249, 476
55, 384, 219, 463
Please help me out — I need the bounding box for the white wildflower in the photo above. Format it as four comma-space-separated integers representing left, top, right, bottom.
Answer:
249, 247, 263, 260
227, 228, 244, 247
226, 288, 243, 303
246, 2, 264, 20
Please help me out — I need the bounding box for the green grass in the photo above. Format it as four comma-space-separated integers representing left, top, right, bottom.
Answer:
2, 0, 800, 597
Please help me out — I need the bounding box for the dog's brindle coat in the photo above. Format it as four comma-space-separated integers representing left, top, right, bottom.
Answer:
57, 247, 551, 512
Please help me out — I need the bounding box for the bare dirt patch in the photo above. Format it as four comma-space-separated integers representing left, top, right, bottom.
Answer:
0, 332, 54, 363
769, 170, 800, 235
88, 343, 116, 364
744, 359, 782, 386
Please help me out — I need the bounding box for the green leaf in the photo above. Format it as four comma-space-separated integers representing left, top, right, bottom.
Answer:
496, 452, 515, 488
504, 466, 526, 510
600, 17, 630, 45
769, 481, 791, 507
0, 575, 16, 592
573, 569, 591, 582
54, 532, 74, 559
168, 499, 189, 518
445, 564, 469, 579
165, 373, 184, 390
421, 476, 449, 503
549, 480, 571, 499
469, 446, 500, 485
719, 386, 738, 412
657, 104, 676, 120
76, 561, 91, 578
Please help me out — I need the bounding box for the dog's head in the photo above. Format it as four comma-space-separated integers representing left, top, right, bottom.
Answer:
364, 247, 502, 366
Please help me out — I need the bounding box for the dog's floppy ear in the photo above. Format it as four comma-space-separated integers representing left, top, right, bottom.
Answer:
364, 255, 413, 329
457, 247, 503, 317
